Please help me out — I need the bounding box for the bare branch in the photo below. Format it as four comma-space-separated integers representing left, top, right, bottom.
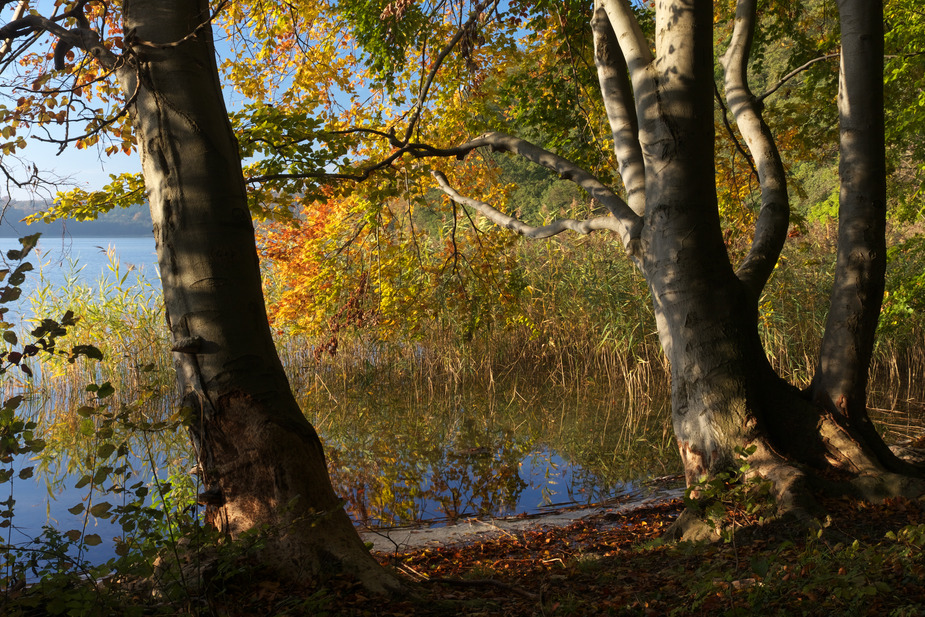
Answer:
248, 131, 642, 255
598, 0, 655, 108
0, 13, 120, 70
433, 170, 626, 239
598, 0, 653, 70
424, 131, 638, 226
758, 53, 839, 102
399, 0, 500, 144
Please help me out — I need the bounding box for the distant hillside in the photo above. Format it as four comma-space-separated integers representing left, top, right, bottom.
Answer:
0, 200, 152, 238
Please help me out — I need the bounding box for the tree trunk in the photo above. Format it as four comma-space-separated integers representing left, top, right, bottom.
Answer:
121, 0, 396, 592
808, 0, 917, 475
618, 0, 924, 528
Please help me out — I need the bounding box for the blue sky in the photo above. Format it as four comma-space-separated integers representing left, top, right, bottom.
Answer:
3, 2, 248, 204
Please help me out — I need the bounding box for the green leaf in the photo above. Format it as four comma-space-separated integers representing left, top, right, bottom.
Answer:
2, 330, 16, 345
89, 502, 112, 517
71, 344, 104, 361
92, 466, 112, 485
17, 466, 33, 480
65, 529, 82, 542
67, 503, 85, 515
19, 234, 40, 255
97, 382, 115, 398
84, 533, 102, 546
74, 474, 92, 489
96, 443, 116, 459
0, 286, 21, 303
2, 395, 23, 412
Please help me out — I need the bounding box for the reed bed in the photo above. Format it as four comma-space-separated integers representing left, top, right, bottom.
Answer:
5, 252, 184, 483
6, 225, 924, 505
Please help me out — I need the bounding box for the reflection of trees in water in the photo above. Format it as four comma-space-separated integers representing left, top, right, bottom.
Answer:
27, 378, 676, 531
311, 386, 678, 527
326, 427, 532, 527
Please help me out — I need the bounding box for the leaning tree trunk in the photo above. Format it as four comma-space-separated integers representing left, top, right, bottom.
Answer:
119, 0, 396, 592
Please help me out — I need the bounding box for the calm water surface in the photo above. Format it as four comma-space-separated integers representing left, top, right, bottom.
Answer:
0, 236, 673, 565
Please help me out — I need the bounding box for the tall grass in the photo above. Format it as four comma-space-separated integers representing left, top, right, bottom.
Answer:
7, 223, 924, 522
6, 249, 184, 482
285, 223, 925, 449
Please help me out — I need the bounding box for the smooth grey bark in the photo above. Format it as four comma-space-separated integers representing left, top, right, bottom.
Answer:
435, 0, 924, 515
31, 0, 394, 591
631, 0, 773, 482
120, 0, 395, 590
811, 2, 886, 433
592, 2, 645, 216
720, 0, 790, 300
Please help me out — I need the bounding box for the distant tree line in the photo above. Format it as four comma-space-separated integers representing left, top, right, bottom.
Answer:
0, 201, 152, 237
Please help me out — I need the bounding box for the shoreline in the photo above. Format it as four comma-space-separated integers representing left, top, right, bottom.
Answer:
361, 486, 686, 553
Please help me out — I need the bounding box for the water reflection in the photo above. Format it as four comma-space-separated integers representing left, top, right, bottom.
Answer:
1, 237, 681, 559
304, 386, 677, 528
15, 382, 676, 549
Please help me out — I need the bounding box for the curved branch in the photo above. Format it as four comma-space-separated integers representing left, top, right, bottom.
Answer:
720, 0, 789, 299
428, 132, 637, 219
0, 13, 120, 70
591, 3, 645, 216
249, 131, 642, 247
433, 170, 628, 240
758, 53, 839, 102
248, 130, 642, 258
429, 132, 643, 255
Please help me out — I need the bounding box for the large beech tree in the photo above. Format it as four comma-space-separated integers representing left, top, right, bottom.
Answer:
419, 0, 925, 530
298, 0, 923, 532
0, 0, 397, 590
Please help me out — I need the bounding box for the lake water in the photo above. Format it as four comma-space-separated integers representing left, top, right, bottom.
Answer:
1, 235, 160, 295
1, 236, 162, 565
0, 235, 676, 567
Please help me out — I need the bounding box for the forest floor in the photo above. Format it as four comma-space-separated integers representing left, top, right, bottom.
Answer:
202, 493, 925, 617
5, 490, 925, 616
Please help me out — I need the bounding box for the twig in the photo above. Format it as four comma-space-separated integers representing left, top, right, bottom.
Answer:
713, 80, 758, 181
125, 0, 229, 49
759, 53, 839, 102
